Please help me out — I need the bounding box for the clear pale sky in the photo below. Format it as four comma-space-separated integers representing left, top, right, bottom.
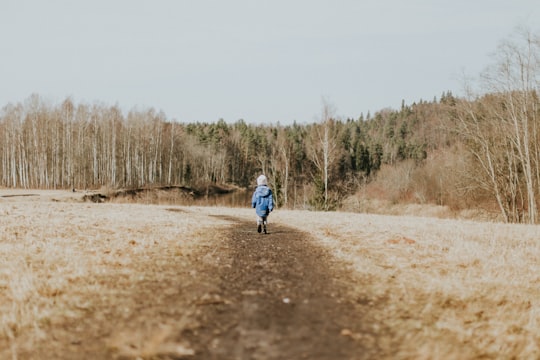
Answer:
1, 0, 539, 124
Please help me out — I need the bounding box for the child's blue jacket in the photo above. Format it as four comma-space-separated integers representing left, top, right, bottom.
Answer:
251, 185, 274, 217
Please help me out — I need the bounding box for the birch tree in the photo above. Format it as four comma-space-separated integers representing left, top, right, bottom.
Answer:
307, 100, 338, 210
457, 28, 540, 223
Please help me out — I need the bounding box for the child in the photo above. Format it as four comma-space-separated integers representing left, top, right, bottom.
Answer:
251, 174, 274, 234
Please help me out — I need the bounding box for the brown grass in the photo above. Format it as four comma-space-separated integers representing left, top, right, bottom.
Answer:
1, 190, 539, 359
0, 193, 230, 359
270, 210, 540, 359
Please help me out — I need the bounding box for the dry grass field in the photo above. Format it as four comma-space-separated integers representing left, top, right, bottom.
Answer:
1, 190, 539, 359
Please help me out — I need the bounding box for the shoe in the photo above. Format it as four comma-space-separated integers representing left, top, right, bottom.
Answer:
257, 224, 262, 233
263, 226, 267, 234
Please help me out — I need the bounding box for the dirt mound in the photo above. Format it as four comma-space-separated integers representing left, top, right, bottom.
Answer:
82, 184, 241, 204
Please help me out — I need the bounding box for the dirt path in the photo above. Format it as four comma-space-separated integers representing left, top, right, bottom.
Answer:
10, 215, 387, 359
181, 217, 382, 359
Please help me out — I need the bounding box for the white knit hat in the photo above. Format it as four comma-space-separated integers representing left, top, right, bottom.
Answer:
257, 174, 267, 186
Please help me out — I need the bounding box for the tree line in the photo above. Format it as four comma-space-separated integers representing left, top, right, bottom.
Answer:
0, 94, 436, 210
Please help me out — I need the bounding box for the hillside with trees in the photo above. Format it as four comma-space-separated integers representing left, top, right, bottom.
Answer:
0, 94, 454, 207
1, 29, 539, 223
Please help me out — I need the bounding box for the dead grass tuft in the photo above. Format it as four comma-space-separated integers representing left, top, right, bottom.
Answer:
107, 323, 195, 358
